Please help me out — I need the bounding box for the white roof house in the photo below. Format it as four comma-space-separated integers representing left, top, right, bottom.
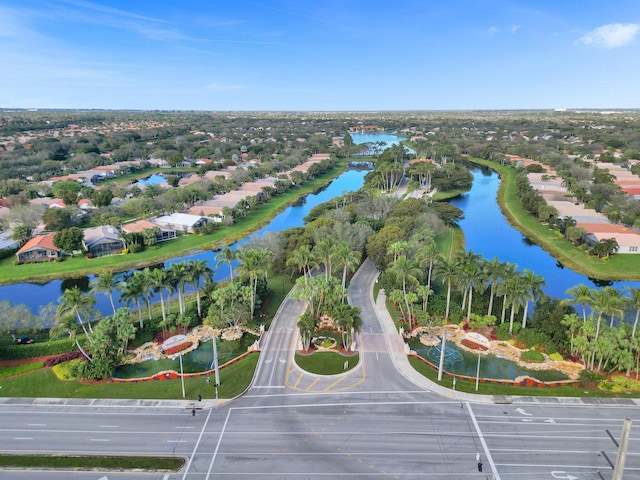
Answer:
153, 213, 212, 233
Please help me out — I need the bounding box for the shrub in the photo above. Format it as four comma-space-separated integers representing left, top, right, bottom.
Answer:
521, 349, 545, 363
599, 376, 640, 392
44, 350, 83, 367
52, 360, 80, 380
579, 369, 606, 385
495, 323, 514, 341
548, 352, 563, 361
0, 337, 76, 360
129, 243, 144, 253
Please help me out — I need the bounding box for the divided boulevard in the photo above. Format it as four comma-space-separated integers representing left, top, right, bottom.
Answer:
0, 260, 638, 479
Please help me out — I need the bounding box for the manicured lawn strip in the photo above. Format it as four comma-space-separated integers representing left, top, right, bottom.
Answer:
408, 356, 640, 398
0, 162, 346, 285
0, 362, 45, 378
0, 455, 184, 470
470, 158, 640, 280
101, 167, 198, 185
0, 352, 258, 399
295, 351, 359, 375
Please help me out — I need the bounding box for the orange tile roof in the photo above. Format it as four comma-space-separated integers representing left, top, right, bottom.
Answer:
17, 233, 59, 254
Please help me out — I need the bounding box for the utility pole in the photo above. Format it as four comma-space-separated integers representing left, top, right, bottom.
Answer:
612, 418, 632, 480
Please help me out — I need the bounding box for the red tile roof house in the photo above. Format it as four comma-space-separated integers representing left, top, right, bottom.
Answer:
121, 220, 177, 243
579, 223, 640, 254
16, 233, 61, 263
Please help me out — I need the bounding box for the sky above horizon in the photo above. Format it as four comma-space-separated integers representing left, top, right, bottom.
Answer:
1, 1, 639, 111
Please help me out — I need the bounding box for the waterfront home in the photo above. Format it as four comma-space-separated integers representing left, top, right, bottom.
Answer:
121, 220, 177, 243
82, 225, 125, 256
153, 213, 212, 233
579, 223, 640, 254
15, 233, 61, 263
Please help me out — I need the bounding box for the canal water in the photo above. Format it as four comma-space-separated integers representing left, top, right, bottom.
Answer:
0, 167, 368, 314
449, 168, 640, 300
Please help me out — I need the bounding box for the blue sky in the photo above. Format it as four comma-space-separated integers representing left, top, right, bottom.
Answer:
1, 0, 639, 110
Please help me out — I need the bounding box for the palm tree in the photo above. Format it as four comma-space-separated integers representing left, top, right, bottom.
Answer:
50, 314, 93, 362
286, 245, 318, 286
389, 255, 422, 329
458, 250, 483, 321
497, 263, 518, 325
434, 256, 458, 321
313, 238, 336, 280
589, 287, 621, 369
168, 261, 189, 315
387, 241, 410, 265
119, 270, 148, 329
187, 259, 213, 319
484, 257, 505, 317
297, 310, 316, 351
415, 241, 437, 299
90, 271, 119, 314
562, 284, 593, 323
236, 248, 272, 317
333, 241, 361, 295
520, 269, 545, 329
215, 247, 236, 281
627, 287, 640, 337
147, 267, 168, 327
506, 273, 527, 335
57, 286, 95, 338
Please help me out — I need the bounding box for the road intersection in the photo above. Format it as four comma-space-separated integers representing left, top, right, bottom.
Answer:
0, 259, 638, 479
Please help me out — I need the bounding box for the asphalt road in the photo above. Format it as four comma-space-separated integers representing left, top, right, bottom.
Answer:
0, 259, 638, 480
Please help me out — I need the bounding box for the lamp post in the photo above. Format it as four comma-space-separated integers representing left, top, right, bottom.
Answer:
212, 335, 220, 388
437, 332, 446, 381
475, 351, 481, 392
179, 354, 185, 399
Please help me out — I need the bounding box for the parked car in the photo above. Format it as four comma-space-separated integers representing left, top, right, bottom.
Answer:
15, 335, 34, 345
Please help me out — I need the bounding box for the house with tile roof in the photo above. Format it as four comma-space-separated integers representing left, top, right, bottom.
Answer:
82, 225, 124, 257
121, 220, 177, 243
153, 213, 212, 233
16, 233, 61, 263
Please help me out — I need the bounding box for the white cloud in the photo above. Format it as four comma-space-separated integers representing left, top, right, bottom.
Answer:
488, 26, 499, 36
511, 25, 521, 34
578, 23, 640, 49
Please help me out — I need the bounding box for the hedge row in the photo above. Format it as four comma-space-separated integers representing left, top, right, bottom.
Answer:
0, 338, 76, 360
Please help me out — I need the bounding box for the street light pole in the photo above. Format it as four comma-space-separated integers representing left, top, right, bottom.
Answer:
213, 335, 220, 388
475, 351, 481, 392
612, 418, 632, 480
437, 332, 446, 381
179, 354, 185, 398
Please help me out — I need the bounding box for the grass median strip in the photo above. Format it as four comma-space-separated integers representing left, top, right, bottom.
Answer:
0, 455, 184, 470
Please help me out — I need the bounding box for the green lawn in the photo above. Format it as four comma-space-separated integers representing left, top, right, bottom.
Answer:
0, 352, 258, 400
470, 158, 640, 280
408, 356, 640, 398
0, 163, 346, 285
0, 455, 184, 470
295, 351, 359, 375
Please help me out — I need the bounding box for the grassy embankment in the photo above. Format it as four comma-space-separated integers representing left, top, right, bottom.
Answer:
0, 161, 347, 285
0, 455, 184, 471
470, 158, 640, 281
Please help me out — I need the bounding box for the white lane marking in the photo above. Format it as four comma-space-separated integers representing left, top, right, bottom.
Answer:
13, 437, 33, 440
90, 438, 110, 442
27, 424, 46, 427
515, 407, 532, 416
167, 440, 187, 443
466, 403, 501, 480
175, 426, 195, 429
100, 425, 119, 428
206, 408, 232, 478
180, 407, 213, 480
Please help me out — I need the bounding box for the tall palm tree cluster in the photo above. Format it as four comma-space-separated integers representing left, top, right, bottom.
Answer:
205, 247, 273, 330
562, 284, 640, 376
382, 244, 545, 337
288, 238, 363, 351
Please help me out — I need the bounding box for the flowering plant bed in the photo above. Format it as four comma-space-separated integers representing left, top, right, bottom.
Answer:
162, 341, 192, 356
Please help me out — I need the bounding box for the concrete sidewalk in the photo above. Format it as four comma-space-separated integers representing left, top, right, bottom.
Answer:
371, 268, 639, 407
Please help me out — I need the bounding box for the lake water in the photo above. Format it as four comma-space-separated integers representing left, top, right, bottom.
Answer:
350, 131, 414, 155
0, 167, 368, 314
449, 168, 640, 300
